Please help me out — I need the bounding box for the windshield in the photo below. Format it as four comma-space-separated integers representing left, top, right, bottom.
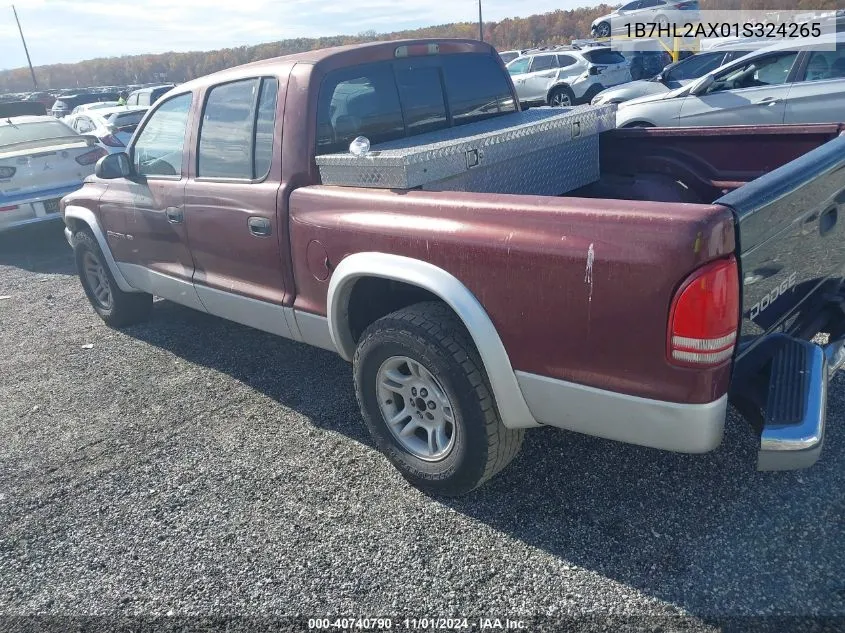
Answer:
0, 120, 77, 147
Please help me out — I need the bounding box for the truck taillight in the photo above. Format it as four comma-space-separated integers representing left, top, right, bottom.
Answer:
668, 256, 739, 367
76, 147, 107, 165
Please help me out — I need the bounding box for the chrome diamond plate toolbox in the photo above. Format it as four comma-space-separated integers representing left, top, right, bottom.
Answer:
315, 104, 616, 195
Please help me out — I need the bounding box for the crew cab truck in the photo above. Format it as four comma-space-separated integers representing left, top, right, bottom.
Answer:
61, 39, 845, 495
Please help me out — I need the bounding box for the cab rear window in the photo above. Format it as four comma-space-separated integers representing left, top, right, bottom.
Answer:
316, 54, 516, 155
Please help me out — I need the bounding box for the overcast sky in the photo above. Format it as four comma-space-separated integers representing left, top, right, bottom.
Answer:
1, 0, 601, 70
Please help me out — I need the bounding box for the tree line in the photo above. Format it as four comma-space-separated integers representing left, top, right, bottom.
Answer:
0, 0, 837, 92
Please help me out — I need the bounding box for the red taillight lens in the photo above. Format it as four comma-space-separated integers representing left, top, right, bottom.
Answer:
75, 147, 107, 165
100, 134, 124, 148
0, 205, 19, 212
668, 256, 739, 367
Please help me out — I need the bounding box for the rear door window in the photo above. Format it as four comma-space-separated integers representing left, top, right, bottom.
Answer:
198, 79, 258, 179
529, 56, 557, 72
195, 77, 278, 180
799, 45, 845, 81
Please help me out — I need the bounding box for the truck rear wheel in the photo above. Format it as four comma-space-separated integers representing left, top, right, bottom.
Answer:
73, 230, 152, 327
353, 301, 524, 496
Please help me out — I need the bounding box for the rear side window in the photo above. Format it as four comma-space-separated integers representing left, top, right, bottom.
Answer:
557, 55, 577, 68
583, 50, 627, 65
316, 54, 516, 155
198, 77, 278, 180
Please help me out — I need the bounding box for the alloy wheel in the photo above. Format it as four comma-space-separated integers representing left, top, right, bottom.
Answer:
376, 355, 457, 461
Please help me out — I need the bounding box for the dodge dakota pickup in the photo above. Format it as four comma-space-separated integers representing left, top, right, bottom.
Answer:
61, 39, 845, 495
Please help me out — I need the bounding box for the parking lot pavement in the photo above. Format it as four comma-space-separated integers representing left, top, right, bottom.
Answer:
1, 225, 844, 629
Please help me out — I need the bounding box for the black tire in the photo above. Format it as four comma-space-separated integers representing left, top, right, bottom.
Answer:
353, 301, 524, 496
594, 21, 611, 38
73, 229, 152, 327
623, 121, 655, 128
548, 85, 576, 107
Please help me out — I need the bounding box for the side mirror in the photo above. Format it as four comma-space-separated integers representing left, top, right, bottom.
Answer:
95, 152, 131, 179
691, 74, 715, 96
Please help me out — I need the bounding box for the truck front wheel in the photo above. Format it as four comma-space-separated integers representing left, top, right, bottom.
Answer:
353, 302, 523, 496
73, 230, 152, 327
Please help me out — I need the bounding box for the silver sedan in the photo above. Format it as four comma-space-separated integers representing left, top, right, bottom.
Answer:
616, 35, 845, 128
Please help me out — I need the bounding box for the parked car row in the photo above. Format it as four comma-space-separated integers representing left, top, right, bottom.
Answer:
591, 38, 774, 105
506, 45, 632, 106
615, 34, 845, 127
500, 32, 844, 129
48, 85, 174, 118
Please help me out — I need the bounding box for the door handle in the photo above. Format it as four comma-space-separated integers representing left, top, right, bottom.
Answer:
165, 206, 183, 223
758, 97, 780, 106
248, 216, 272, 237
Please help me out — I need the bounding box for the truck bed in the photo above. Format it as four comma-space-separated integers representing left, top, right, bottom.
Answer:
290, 124, 845, 410
569, 124, 845, 204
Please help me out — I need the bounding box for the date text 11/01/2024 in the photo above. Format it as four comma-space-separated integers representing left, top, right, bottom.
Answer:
307, 618, 527, 630
627, 21, 823, 39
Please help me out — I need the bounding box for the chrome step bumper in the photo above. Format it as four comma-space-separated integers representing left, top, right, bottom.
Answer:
756, 337, 844, 471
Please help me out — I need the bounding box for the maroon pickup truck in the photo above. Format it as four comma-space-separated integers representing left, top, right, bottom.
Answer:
61, 39, 845, 495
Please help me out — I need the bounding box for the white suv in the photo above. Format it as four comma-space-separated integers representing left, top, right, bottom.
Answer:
506, 48, 632, 107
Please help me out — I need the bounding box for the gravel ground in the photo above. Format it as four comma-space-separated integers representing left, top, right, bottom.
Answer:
1, 225, 843, 631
